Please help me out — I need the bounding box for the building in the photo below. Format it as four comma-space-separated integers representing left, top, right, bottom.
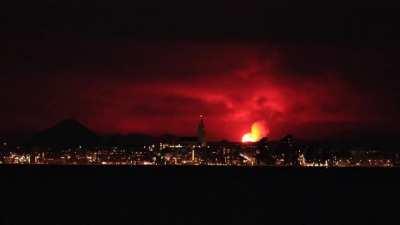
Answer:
197, 115, 206, 147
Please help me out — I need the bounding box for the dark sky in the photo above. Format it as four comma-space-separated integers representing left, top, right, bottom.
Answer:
1, 1, 400, 141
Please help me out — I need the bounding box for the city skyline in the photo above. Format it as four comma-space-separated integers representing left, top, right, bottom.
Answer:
1, 116, 397, 168
2, 2, 400, 224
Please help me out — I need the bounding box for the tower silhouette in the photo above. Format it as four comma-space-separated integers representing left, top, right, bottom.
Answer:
197, 115, 206, 147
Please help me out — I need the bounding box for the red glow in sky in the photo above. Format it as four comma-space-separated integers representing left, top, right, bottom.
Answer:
0, 41, 399, 141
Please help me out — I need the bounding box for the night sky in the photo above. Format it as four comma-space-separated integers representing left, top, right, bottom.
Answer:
1, 2, 400, 141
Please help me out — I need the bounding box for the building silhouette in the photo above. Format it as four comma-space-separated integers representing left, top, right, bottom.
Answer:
197, 115, 206, 147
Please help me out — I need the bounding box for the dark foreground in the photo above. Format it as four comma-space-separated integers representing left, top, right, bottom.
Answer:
0, 166, 399, 225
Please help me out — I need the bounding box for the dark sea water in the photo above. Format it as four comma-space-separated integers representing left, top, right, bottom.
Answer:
0, 166, 398, 225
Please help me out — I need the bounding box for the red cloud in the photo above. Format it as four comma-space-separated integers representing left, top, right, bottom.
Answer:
1, 42, 399, 141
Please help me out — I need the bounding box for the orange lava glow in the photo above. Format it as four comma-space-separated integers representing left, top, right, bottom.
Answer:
241, 121, 269, 143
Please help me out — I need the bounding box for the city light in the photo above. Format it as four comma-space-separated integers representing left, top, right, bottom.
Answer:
0, 118, 396, 168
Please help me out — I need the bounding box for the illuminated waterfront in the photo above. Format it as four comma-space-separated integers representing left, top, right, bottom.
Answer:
1, 141, 397, 168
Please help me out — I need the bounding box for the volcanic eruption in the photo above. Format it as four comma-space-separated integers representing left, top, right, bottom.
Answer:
241, 121, 269, 143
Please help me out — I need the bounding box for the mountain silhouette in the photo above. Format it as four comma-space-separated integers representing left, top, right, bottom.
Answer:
29, 119, 100, 147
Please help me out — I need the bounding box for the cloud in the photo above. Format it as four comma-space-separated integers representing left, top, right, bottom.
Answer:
0, 41, 399, 140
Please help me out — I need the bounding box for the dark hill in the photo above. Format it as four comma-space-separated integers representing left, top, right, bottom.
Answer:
28, 119, 100, 147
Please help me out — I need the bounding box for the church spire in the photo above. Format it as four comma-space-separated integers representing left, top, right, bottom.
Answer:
197, 115, 206, 147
